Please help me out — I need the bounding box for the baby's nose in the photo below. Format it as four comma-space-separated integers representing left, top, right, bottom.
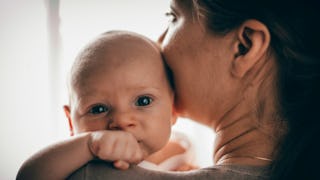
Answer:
108, 112, 136, 131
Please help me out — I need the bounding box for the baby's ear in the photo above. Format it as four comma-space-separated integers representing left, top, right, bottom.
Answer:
171, 107, 178, 126
63, 105, 74, 136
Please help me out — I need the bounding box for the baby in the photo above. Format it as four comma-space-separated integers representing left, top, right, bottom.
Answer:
17, 30, 195, 180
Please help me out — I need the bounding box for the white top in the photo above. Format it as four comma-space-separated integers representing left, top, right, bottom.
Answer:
138, 131, 196, 171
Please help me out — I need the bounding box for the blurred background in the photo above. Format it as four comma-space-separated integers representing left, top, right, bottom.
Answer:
0, 0, 215, 179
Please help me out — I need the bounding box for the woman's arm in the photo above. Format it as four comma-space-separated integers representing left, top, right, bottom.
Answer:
16, 130, 144, 180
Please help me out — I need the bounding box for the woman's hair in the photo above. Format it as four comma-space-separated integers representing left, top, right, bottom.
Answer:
191, 0, 320, 179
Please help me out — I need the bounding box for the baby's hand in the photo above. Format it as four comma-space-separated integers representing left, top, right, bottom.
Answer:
88, 130, 144, 170
173, 163, 198, 171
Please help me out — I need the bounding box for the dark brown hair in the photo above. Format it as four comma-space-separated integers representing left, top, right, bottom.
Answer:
191, 0, 320, 179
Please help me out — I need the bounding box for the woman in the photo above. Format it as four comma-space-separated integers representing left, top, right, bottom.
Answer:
69, 0, 320, 179
159, 0, 320, 179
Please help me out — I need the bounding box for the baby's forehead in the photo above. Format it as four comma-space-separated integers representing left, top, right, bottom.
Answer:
84, 31, 160, 65
70, 31, 164, 87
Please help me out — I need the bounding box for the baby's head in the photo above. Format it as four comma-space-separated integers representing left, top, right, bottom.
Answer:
64, 30, 176, 156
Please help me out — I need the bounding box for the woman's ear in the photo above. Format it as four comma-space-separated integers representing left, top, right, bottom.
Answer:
232, 19, 271, 78
63, 105, 74, 136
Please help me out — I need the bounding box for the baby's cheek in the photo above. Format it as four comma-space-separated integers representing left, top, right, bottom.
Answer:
154, 128, 171, 152
146, 112, 172, 153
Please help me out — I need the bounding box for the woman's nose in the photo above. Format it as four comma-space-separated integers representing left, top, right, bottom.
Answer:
157, 28, 168, 45
108, 112, 136, 131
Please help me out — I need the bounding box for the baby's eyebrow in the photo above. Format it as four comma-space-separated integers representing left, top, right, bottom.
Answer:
128, 85, 163, 92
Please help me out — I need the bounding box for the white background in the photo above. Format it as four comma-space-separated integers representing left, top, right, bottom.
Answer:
0, 0, 215, 179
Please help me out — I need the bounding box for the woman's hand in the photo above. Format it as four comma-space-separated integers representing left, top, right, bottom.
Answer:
88, 130, 144, 170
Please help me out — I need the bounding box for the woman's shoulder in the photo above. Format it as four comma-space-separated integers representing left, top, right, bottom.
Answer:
68, 160, 269, 180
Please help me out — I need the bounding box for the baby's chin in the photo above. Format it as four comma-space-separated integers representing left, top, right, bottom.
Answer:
137, 140, 152, 158
135, 127, 171, 156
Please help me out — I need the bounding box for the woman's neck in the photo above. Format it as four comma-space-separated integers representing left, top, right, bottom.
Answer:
212, 59, 285, 166
213, 110, 274, 165
213, 101, 276, 166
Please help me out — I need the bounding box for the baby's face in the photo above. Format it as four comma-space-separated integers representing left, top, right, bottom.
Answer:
68, 37, 174, 157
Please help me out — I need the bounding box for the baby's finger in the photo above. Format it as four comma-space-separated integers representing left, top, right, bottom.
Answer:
113, 160, 130, 170
173, 163, 198, 171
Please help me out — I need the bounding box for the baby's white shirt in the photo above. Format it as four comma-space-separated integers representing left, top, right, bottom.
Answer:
138, 131, 196, 171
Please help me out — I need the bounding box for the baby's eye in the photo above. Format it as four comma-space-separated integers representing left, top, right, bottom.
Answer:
89, 104, 109, 114
135, 96, 153, 107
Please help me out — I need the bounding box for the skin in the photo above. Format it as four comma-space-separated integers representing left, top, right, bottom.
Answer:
158, 0, 285, 166
66, 32, 175, 159
17, 31, 178, 179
